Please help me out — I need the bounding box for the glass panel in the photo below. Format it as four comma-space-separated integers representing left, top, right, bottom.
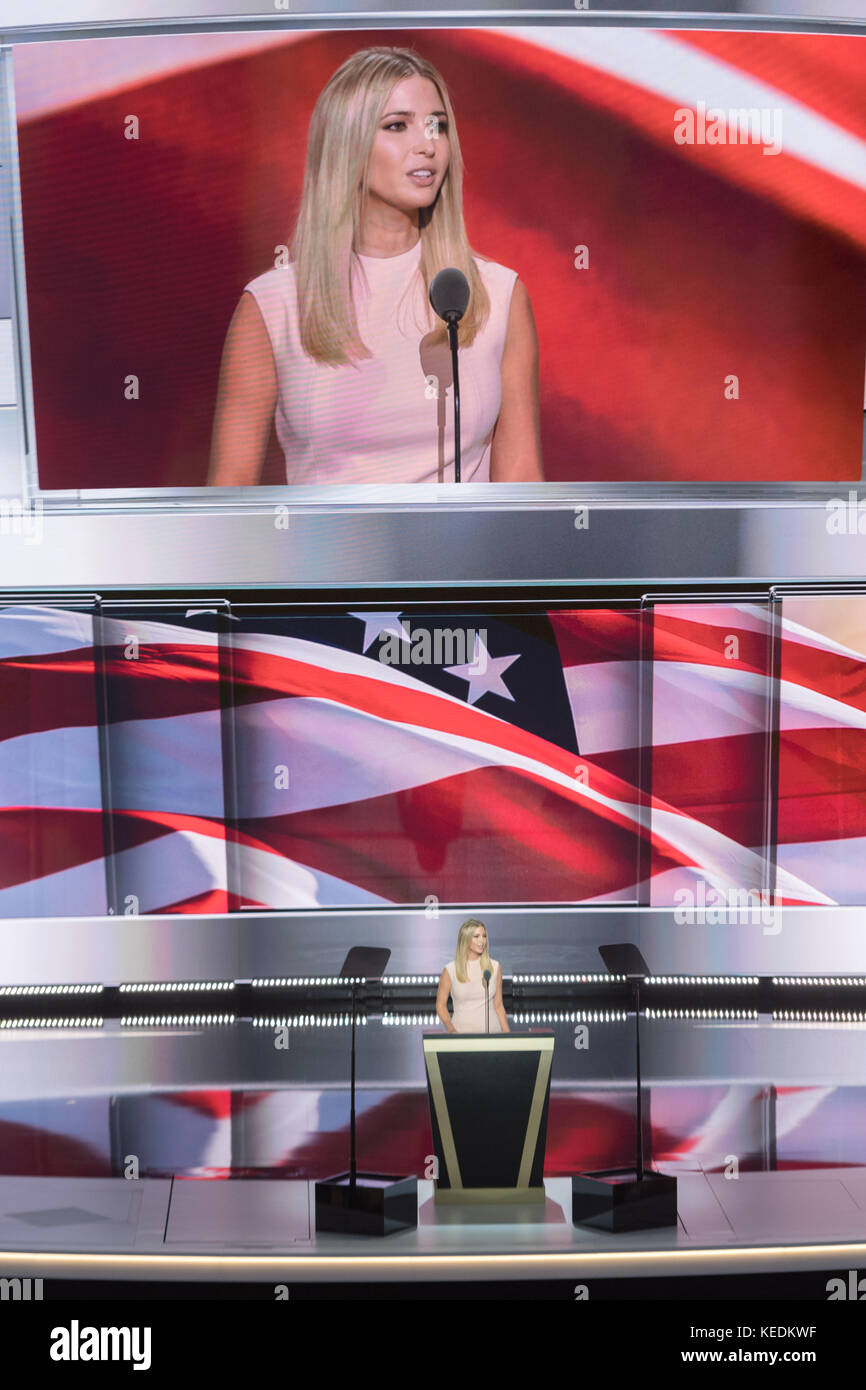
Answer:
644, 599, 778, 912
225, 605, 645, 908
776, 592, 866, 905
0, 601, 107, 918
3, 1016, 866, 1183
95, 601, 232, 916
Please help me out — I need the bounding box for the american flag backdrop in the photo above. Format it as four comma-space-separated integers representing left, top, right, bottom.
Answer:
0, 598, 859, 918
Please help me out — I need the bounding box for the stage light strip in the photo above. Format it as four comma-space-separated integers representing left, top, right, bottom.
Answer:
774, 977, 866, 986
774, 1010, 866, 1022
513, 974, 625, 984
4, 1242, 866, 1281
119, 981, 233, 993
252, 977, 366, 987
645, 1008, 758, 1019
252, 1015, 364, 1028
119, 1014, 235, 1027
0, 1017, 103, 1029
647, 976, 760, 986
0, 984, 103, 996
512, 1011, 628, 1023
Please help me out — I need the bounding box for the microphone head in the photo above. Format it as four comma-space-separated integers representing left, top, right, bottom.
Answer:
429, 267, 470, 324
483, 969, 491, 985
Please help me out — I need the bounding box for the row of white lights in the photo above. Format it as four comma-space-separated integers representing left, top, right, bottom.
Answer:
513, 1010, 628, 1023
0, 984, 103, 996
0, 1017, 103, 1029
120, 1014, 235, 1026
646, 976, 760, 986
775, 1010, 866, 1022
253, 977, 366, 987
6, 1010, 862, 1028
119, 981, 233, 993
645, 1008, 758, 1020
382, 1014, 438, 1026
5, 975, 863, 997
774, 977, 866, 987
252, 1015, 365, 1028
512, 973, 625, 984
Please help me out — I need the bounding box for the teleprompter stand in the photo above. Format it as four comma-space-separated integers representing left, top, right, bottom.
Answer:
571, 944, 677, 1231
315, 946, 418, 1237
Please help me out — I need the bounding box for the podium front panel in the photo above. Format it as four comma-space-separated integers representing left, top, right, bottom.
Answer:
423, 1034, 554, 1193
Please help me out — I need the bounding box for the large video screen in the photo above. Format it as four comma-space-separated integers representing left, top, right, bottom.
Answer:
9, 26, 866, 492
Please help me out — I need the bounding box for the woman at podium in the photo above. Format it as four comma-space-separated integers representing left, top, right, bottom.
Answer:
208, 46, 543, 486
437, 918, 510, 1034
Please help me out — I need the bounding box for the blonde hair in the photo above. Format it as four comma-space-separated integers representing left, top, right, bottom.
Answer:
454, 917, 494, 985
290, 45, 491, 366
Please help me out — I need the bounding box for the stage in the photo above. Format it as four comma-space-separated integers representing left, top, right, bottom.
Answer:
1, 1169, 865, 1291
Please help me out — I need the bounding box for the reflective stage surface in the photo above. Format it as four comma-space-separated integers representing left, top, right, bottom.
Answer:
2, 1171, 866, 1283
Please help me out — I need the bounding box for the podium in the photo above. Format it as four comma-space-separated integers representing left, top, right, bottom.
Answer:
422, 1032, 554, 1203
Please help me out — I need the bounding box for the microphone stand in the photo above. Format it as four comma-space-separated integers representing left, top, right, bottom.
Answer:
633, 974, 643, 1178
429, 268, 468, 485
349, 979, 357, 1189
446, 316, 461, 483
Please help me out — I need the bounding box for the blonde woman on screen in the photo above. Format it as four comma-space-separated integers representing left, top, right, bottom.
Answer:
208, 46, 543, 487
437, 918, 510, 1034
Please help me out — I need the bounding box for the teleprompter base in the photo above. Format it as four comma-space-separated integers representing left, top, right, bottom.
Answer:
571, 1169, 678, 1232
314, 1172, 418, 1237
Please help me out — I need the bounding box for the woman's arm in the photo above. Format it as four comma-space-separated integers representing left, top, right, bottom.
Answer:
208, 292, 277, 486
489, 279, 543, 483
436, 967, 456, 1033
493, 961, 510, 1033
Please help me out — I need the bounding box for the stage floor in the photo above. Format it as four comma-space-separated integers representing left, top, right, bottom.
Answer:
1, 1168, 866, 1283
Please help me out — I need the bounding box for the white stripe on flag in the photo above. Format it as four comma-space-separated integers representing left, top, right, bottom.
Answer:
0, 605, 94, 658
775, 837, 866, 905
498, 28, 866, 190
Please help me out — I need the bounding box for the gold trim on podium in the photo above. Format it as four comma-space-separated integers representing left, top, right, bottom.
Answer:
424, 1037, 555, 1054
518, 1046, 553, 1188
432, 1185, 546, 1205
425, 1048, 463, 1189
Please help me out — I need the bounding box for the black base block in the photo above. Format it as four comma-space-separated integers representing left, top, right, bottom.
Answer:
572, 1168, 678, 1232
315, 1172, 418, 1237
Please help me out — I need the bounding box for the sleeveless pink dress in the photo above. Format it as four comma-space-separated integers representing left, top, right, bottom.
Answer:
445, 958, 502, 1034
244, 238, 518, 484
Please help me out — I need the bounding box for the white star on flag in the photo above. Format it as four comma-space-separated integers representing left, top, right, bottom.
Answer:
445, 633, 519, 705
349, 612, 405, 652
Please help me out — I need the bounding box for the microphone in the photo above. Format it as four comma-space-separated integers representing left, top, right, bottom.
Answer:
429, 268, 470, 484
483, 968, 491, 1035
